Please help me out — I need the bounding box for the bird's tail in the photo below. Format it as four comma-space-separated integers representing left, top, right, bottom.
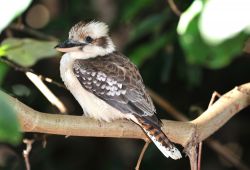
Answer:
136, 117, 182, 160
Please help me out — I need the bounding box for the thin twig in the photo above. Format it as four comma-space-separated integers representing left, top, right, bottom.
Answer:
188, 145, 198, 170
198, 91, 221, 170
26, 72, 67, 113
0, 57, 66, 88
197, 142, 202, 170
33, 134, 48, 148
9, 23, 58, 41
208, 91, 221, 107
39, 76, 66, 89
135, 140, 150, 170
0, 57, 33, 73
197, 92, 221, 170
167, 0, 181, 16
23, 139, 34, 170
0, 57, 67, 113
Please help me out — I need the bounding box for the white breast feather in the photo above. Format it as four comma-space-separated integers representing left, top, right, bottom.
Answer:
60, 53, 128, 122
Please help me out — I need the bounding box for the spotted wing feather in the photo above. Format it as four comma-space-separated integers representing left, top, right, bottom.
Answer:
72, 52, 158, 123
72, 52, 182, 159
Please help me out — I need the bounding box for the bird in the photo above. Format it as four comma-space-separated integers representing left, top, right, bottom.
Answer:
55, 21, 182, 159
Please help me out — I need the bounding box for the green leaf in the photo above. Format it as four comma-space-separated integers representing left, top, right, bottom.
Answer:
207, 32, 247, 68
130, 32, 174, 67
0, 0, 32, 33
0, 38, 59, 67
178, 15, 209, 65
177, 0, 203, 35
0, 90, 21, 144
177, 0, 249, 69
0, 63, 9, 86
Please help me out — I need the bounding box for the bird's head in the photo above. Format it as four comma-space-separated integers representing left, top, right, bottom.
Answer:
55, 21, 115, 57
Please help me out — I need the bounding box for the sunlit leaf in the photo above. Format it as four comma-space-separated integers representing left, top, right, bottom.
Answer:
199, 0, 250, 45
0, 45, 8, 56
0, 0, 32, 33
177, 0, 203, 35
178, 15, 209, 65
0, 38, 59, 67
0, 90, 21, 144
177, 0, 249, 69
0, 45, 9, 86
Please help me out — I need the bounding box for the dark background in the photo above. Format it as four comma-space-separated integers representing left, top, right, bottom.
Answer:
0, 0, 250, 170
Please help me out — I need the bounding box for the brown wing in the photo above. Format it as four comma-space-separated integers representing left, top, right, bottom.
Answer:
73, 51, 160, 126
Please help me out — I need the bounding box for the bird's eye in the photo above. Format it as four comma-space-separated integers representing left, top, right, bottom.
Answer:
85, 36, 93, 43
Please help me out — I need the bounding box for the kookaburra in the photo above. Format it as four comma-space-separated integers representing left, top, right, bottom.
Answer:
55, 21, 182, 159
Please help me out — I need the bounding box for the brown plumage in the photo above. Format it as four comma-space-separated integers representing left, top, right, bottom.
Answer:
136, 115, 177, 154
58, 21, 182, 159
72, 51, 181, 159
73, 51, 156, 117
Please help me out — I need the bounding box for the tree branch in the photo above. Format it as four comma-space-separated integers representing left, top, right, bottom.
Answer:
1, 83, 250, 147
191, 85, 250, 143
148, 87, 250, 170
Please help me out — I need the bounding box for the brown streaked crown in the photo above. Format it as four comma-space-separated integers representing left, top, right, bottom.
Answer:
69, 21, 86, 38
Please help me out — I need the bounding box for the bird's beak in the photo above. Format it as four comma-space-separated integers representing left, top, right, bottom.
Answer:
55, 40, 87, 52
